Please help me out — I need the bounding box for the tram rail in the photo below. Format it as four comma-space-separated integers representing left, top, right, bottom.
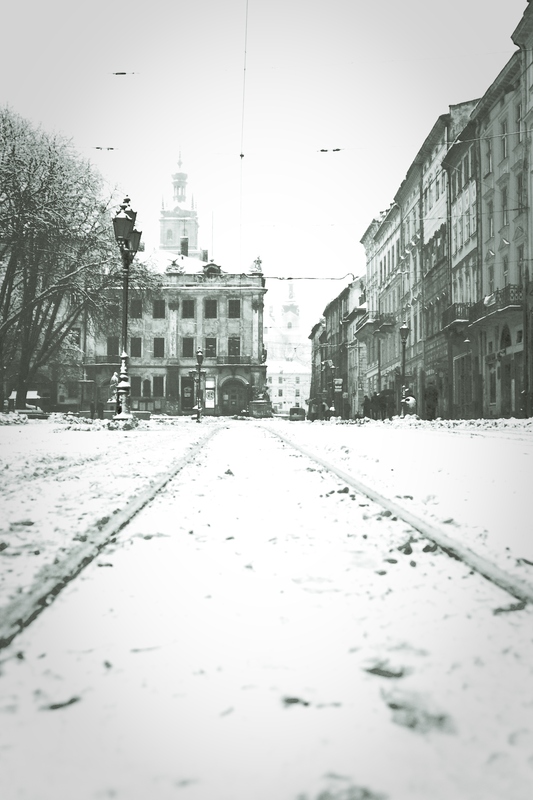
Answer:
1, 419, 531, 653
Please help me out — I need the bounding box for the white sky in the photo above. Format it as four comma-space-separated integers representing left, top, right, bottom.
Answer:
1, 0, 528, 326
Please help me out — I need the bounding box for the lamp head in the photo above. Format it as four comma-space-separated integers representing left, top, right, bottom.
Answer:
399, 321, 410, 343
196, 348, 204, 366
112, 197, 137, 243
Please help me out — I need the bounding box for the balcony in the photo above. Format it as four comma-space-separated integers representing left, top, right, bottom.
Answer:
441, 303, 473, 330
354, 312, 378, 338
84, 355, 121, 366
470, 284, 523, 323
376, 313, 396, 330
216, 355, 253, 365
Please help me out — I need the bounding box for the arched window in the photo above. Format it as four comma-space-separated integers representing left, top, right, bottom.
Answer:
500, 325, 512, 349
166, 229, 173, 241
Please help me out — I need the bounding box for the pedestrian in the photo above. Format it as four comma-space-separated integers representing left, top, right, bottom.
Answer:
363, 395, 371, 418
378, 392, 387, 421
424, 383, 438, 420
370, 392, 379, 420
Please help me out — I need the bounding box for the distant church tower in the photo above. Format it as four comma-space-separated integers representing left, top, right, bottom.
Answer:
159, 156, 204, 259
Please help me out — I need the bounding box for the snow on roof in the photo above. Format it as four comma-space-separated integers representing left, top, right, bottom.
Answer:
9, 390, 41, 400
139, 249, 208, 275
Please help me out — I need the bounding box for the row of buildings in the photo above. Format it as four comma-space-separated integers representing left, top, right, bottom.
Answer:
309, 2, 533, 420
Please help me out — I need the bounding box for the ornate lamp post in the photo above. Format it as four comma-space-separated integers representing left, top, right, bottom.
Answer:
399, 321, 410, 418
194, 348, 205, 422
112, 198, 142, 420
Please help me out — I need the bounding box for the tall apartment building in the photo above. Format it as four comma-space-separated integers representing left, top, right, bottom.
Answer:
310, 2, 533, 420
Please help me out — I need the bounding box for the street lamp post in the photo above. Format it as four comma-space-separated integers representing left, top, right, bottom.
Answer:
399, 321, 410, 418
195, 348, 204, 422
112, 198, 142, 420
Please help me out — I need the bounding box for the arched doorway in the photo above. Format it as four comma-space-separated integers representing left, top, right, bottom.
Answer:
220, 379, 249, 415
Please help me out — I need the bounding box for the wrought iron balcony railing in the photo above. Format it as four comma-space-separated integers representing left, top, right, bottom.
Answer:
470, 284, 523, 323
441, 303, 473, 329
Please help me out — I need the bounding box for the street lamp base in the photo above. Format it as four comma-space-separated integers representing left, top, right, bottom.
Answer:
113, 410, 134, 420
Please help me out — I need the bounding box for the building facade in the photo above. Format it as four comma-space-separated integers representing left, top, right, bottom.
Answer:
84, 259, 268, 416
309, 3, 533, 421
263, 279, 312, 414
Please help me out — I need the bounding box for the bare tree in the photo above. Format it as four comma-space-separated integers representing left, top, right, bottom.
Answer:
0, 107, 156, 409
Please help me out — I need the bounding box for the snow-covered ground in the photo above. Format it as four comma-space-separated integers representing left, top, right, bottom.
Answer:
1, 412, 532, 609
266, 415, 533, 586
0, 414, 532, 800
0, 414, 213, 608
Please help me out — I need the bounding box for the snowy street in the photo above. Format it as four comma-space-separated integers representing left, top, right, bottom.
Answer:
0, 417, 532, 800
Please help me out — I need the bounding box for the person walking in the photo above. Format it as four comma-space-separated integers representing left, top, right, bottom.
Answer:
424, 383, 438, 420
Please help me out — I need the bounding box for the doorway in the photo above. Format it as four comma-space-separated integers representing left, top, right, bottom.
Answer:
220, 380, 249, 415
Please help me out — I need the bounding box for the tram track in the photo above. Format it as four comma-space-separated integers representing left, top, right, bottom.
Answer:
270, 426, 533, 606
0, 427, 221, 650
1, 421, 532, 800
1, 419, 531, 654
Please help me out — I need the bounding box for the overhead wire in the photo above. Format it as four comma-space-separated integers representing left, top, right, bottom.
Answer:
239, 0, 250, 270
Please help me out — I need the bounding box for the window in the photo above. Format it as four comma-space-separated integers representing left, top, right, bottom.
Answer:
463, 152, 470, 183
143, 379, 151, 398
518, 245, 525, 283
228, 299, 241, 318
228, 336, 240, 357
295, 389, 300, 397
131, 376, 141, 396
182, 337, 194, 357
516, 103, 523, 143
486, 139, 493, 173
205, 337, 217, 357
502, 186, 508, 226
517, 173, 525, 211
295, 376, 300, 384
278, 376, 283, 383
153, 376, 164, 396
205, 299, 217, 318
182, 299, 195, 318
107, 336, 119, 356
501, 120, 508, 160
488, 264, 495, 294
166, 229, 173, 241
278, 389, 283, 397
130, 299, 142, 318
153, 300, 165, 318
70, 328, 81, 347
130, 337, 142, 357
67, 381, 78, 398
488, 201, 494, 237
268, 376, 272, 383
154, 338, 165, 358
503, 256, 509, 287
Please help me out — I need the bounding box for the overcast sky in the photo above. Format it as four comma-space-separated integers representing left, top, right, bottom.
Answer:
1, 0, 528, 326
